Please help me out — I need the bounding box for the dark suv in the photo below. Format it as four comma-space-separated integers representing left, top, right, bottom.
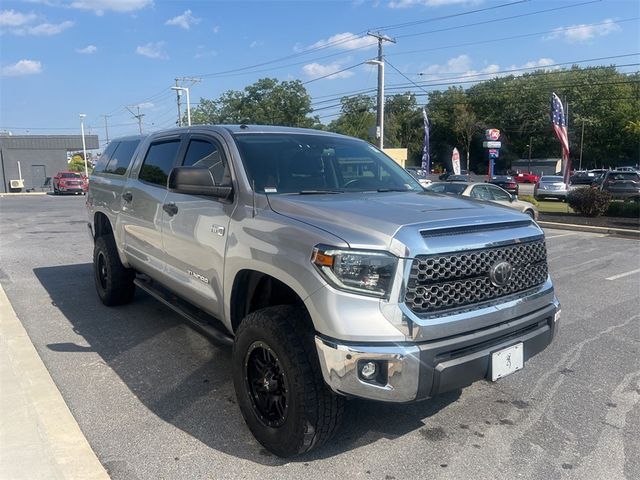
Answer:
597, 171, 640, 200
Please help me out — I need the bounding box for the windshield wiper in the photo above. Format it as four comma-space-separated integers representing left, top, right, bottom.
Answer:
298, 190, 344, 195
376, 188, 410, 192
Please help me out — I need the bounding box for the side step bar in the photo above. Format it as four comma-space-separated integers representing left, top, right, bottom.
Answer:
134, 277, 233, 347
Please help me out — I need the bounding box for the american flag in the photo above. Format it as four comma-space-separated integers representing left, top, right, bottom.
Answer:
421, 108, 430, 172
551, 92, 571, 184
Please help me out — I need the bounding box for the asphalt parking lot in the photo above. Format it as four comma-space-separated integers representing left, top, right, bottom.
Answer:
1, 195, 638, 480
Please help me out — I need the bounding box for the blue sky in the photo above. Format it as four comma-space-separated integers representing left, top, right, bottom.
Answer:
1, 0, 638, 146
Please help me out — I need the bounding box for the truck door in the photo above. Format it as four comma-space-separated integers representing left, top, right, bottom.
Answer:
119, 135, 182, 280
160, 133, 235, 319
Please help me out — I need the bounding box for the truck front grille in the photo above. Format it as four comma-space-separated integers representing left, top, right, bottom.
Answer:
405, 239, 547, 315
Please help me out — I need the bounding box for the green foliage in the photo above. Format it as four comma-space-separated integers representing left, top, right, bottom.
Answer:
605, 200, 640, 218
517, 195, 538, 206
68, 155, 89, 173
327, 94, 376, 141
190, 78, 316, 127
567, 187, 612, 217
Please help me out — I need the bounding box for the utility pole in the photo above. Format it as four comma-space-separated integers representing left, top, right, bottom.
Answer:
175, 78, 182, 127
174, 77, 201, 127
528, 137, 532, 173
101, 115, 111, 144
79, 114, 88, 177
126, 105, 145, 134
579, 119, 585, 171
367, 31, 395, 149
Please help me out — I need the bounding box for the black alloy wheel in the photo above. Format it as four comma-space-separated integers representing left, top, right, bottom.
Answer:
245, 341, 289, 428
96, 251, 108, 290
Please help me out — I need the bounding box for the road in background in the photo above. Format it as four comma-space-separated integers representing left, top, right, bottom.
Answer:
1, 195, 638, 480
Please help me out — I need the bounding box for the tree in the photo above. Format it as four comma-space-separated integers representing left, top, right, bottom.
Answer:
453, 103, 482, 171
326, 95, 376, 141
190, 78, 316, 127
68, 154, 87, 172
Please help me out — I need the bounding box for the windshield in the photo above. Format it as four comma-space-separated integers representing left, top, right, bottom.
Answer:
233, 133, 422, 194
61, 172, 82, 178
425, 182, 468, 195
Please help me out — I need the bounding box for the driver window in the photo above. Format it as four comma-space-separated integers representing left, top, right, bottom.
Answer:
183, 138, 230, 185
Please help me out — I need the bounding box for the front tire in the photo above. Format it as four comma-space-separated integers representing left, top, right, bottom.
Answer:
232, 305, 344, 457
93, 234, 135, 306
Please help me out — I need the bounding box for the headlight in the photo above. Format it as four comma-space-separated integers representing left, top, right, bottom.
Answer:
311, 245, 398, 298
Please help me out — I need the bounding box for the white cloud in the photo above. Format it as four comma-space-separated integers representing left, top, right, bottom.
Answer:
545, 19, 620, 43
419, 55, 557, 81
15, 20, 74, 35
135, 41, 167, 59
76, 44, 97, 54
0, 9, 73, 35
1, 59, 42, 77
302, 62, 354, 80
388, 0, 477, 8
212, 25, 219, 33
304, 32, 377, 51
249, 40, 263, 48
194, 45, 216, 59
165, 9, 200, 30
136, 102, 154, 109
69, 0, 153, 15
0, 10, 38, 27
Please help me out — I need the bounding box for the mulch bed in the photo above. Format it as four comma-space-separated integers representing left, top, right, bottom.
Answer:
539, 212, 640, 231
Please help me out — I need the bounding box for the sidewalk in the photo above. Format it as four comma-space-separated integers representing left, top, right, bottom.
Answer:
0, 285, 109, 480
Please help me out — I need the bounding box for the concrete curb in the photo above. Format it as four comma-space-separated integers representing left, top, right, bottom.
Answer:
0, 285, 110, 480
0, 192, 49, 197
538, 220, 640, 239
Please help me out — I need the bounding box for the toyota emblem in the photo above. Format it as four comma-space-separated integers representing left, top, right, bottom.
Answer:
489, 261, 513, 287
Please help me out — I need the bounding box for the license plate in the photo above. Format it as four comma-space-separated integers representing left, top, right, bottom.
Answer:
491, 343, 523, 381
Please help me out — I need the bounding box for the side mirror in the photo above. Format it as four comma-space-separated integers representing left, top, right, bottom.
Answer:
168, 166, 233, 199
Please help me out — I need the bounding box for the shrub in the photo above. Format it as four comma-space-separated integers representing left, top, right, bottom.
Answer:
518, 195, 538, 206
566, 187, 612, 217
605, 200, 640, 218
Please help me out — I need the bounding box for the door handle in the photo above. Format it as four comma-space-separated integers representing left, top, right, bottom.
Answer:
122, 191, 133, 202
163, 202, 178, 216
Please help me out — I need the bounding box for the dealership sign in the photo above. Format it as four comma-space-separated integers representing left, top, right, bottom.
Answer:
483, 141, 502, 148
486, 129, 500, 141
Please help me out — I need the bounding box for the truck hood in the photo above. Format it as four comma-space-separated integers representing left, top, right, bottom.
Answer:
267, 191, 534, 252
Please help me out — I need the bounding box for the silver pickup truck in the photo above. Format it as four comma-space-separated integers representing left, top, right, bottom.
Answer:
87, 125, 560, 457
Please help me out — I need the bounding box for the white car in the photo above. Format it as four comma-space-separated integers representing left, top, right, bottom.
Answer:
425, 181, 538, 219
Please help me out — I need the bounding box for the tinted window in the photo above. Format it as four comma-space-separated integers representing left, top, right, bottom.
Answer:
540, 176, 564, 182
61, 172, 82, 178
233, 133, 421, 193
608, 172, 639, 181
425, 183, 467, 195
487, 185, 511, 201
139, 140, 181, 187
104, 140, 140, 175
182, 139, 230, 185
93, 142, 118, 173
470, 185, 492, 200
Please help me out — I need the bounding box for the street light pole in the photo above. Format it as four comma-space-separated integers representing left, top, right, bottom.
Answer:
579, 119, 585, 171
365, 59, 385, 149
527, 137, 532, 172
79, 114, 88, 177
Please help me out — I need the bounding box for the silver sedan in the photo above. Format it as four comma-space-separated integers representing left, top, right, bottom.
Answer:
425, 181, 538, 219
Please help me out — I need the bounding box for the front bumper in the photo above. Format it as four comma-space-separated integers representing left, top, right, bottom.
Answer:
315, 297, 560, 403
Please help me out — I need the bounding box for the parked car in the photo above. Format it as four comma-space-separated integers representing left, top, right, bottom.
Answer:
425, 181, 538, 219
514, 172, 540, 184
439, 170, 469, 181
614, 166, 639, 173
444, 174, 470, 182
53, 171, 88, 195
405, 167, 432, 188
87, 126, 559, 457
487, 175, 518, 194
534, 176, 569, 201
597, 171, 640, 200
570, 171, 599, 186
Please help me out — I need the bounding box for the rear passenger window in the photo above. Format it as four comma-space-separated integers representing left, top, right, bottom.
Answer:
182, 139, 230, 185
93, 142, 118, 173
104, 140, 140, 175
139, 140, 181, 187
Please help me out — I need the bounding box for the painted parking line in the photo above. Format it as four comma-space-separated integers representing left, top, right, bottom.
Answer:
545, 232, 577, 239
606, 268, 640, 281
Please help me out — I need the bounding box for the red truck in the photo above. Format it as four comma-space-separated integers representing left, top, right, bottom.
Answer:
514, 172, 540, 184
53, 171, 88, 195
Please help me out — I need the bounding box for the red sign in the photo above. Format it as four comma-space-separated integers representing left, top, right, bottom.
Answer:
486, 129, 500, 141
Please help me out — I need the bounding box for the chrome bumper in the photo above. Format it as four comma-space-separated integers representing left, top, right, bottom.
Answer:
315, 297, 561, 403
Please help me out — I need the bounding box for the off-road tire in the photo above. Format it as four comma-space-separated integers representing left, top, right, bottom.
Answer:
93, 234, 135, 306
232, 305, 344, 457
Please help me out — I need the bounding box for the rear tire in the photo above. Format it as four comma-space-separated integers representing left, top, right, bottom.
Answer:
232, 305, 344, 457
93, 234, 135, 306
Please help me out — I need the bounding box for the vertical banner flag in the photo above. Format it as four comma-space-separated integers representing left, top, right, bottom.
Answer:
421, 108, 430, 173
452, 148, 461, 175
551, 92, 571, 184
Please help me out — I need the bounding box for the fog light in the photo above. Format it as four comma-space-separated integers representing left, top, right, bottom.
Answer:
361, 361, 377, 380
